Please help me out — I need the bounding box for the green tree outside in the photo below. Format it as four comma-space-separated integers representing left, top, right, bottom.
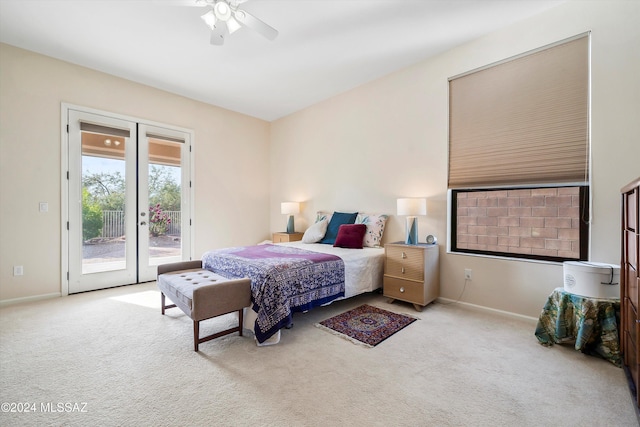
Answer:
82, 187, 103, 240
148, 165, 181, 211
82, 161, 181, 237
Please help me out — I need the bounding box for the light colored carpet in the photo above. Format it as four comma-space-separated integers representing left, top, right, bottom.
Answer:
0, 282, 637, 427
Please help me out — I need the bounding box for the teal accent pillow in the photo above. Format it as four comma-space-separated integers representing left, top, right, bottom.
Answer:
320, 211, 358, 244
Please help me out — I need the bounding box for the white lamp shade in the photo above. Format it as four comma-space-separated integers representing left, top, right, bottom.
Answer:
281, 202, 300, 215
227, 16, 241, 34
201, 10, 216, 30
397, 198, 427, 216
214, 1, 232, 21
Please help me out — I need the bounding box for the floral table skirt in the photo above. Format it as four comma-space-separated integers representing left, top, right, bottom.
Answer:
535, 287, 621, 366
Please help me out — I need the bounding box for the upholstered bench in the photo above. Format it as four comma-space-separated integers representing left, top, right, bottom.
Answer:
157, 260, 251, 351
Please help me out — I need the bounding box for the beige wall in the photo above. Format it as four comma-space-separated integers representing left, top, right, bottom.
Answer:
2, 0, 638, 317
0, 44, 270, 302
270, 0, 640, 318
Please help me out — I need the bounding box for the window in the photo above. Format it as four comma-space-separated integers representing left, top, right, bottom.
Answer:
448, 34, 589, 262
452, 186, 589, 262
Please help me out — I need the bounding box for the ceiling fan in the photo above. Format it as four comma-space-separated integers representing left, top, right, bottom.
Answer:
196, 0, 278, 45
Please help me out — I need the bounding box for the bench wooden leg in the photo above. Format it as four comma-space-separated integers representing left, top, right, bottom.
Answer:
194, 320, 200, 352
161, 292, 177, 315
192, 310, 245, 352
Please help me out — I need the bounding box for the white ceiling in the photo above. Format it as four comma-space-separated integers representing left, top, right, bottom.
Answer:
0, 0, 566, 121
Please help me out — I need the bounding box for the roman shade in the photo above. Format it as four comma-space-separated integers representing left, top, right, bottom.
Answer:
80, 122, 130, 138
146, 133, 185, 144
448, 33, 589, 188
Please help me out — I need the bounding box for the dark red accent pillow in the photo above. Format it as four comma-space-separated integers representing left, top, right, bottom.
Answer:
333, 224, 367, 249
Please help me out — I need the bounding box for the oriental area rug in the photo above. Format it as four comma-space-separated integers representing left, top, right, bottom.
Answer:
315, 304, 418, 347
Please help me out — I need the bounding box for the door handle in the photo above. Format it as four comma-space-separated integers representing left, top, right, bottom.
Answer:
140, 221, 147, 226
140, 212, 146, 217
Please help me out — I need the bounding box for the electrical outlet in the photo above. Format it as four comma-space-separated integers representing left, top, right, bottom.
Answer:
13, 265, 24, 276
464, 268, 472, 281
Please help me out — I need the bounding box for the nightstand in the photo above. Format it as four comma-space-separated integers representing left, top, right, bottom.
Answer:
383, 242, 439, 311
272, 232, 303, 243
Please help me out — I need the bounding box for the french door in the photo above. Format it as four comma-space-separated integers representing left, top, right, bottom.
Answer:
66, 108, 191, 293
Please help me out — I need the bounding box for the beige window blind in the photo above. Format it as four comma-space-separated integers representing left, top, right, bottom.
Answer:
448, 34, 589, 188
146, 133, 185, 144
79, 122, 130, 138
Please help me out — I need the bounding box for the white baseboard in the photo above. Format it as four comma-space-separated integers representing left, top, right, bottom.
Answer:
436, 297, 538, 324
0, 293, 61, 307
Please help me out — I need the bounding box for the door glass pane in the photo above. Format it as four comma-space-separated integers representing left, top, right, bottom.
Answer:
81, 131, 127, 274
147, 137, 182, 264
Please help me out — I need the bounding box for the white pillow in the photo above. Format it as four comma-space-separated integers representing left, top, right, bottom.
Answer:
355, 213, 389, 247
302, 219, 328, 243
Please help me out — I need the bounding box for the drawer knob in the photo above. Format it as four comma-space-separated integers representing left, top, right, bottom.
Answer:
401, 252, 407, 259
400, 287, 405, 293
401, 267, 405, 274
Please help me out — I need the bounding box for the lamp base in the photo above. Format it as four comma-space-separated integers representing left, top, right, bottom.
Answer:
405, 216, 418, 245
286, 215, 295, 234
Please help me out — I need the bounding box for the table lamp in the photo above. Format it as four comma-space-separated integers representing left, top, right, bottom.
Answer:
281, 202, 300, 234
397, 198, 427, 245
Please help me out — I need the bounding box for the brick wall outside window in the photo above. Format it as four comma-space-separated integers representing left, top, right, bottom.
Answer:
456, 187, 581, 259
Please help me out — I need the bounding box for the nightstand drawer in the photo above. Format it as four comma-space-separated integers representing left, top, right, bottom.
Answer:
272, 232, 303, 243
383, 276, 424, 304
385, 246, 424, 281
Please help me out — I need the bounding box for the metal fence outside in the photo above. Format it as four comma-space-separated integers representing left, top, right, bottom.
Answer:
102, 210, 181, 237
102, 210, 124, 238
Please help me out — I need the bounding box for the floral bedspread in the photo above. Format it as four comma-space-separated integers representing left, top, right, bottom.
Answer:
202, 244, 345, 343
535, 287, 621, 366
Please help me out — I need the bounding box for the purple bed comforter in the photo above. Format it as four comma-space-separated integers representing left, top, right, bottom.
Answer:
201, 244, 345, 343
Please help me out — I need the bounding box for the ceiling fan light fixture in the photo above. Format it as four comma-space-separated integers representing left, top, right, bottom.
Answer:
214, 1, 232, 21
197, 0, 278, 45
201, 10, 216, 30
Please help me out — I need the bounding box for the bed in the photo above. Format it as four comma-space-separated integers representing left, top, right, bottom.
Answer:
201, 211, 388, 345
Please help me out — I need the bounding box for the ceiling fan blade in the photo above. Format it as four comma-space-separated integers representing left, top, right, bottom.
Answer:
233, 8, 278, 40
210, 21, 228, 45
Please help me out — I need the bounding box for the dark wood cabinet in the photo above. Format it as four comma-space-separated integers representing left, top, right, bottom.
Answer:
621, 177, 640, 407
